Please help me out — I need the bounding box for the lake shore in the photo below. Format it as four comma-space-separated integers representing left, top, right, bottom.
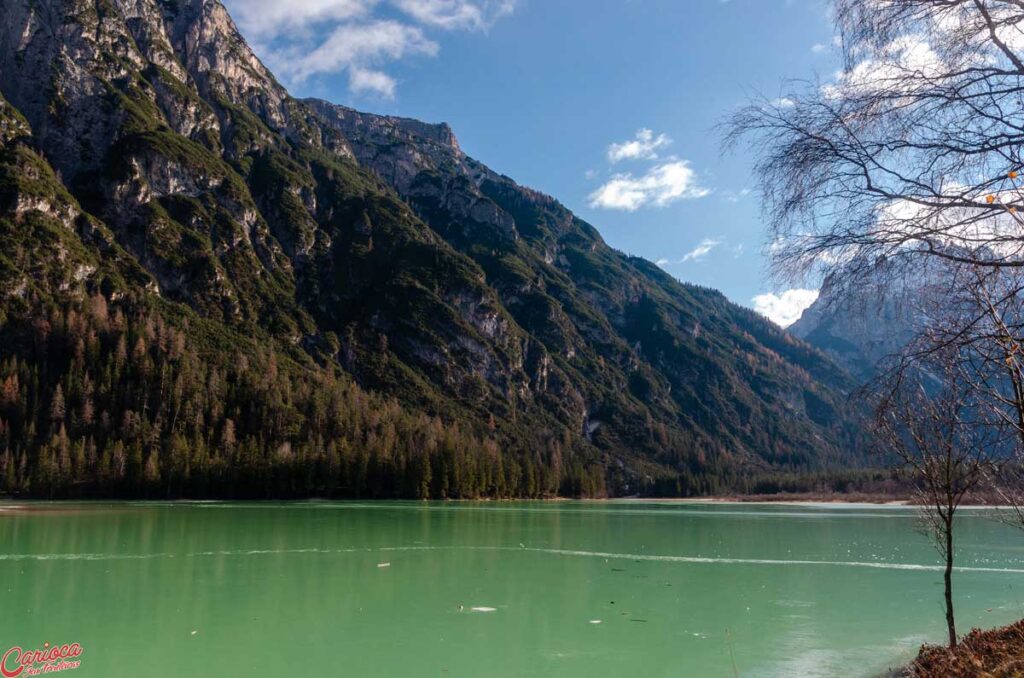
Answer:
0, 494, 994, 507
0, 495, 913, 508
606, 493, 912, 505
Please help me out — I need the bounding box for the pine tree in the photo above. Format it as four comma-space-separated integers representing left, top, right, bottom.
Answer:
144, 449, 161, 489
50, 384, 65, 424
1, 449, 14, 494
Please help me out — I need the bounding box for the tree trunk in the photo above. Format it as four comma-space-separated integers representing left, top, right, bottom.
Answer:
945, 519, 957, 648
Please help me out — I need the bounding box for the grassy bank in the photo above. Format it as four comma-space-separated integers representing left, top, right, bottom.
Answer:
896, 620, 1024, 677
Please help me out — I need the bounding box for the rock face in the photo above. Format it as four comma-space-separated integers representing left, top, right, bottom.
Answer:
790, 262, 924, 382
0, 0, 866, 495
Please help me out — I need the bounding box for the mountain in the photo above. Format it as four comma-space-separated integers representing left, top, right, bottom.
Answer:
790, 261, 926, 382
0, 0, 864, 499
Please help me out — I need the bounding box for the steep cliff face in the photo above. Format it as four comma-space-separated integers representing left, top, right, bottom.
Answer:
0, 0, 865, 497
790, 263, 924, 382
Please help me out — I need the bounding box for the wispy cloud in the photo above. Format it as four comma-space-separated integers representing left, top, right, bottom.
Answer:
589, 161, 709, 211
224, 0, 516, 98
272, 20, 439, 85
823, 35, 942, 99
349, 67, 400, 98
721, 188, 751, 203
752, 289, 820, 328
812, 36, 842, 54
655, 238, 724, 266
228, 0, 374, 39
607, 129, 673, 163
393, 0, 515, 30
681, 238, 722, 262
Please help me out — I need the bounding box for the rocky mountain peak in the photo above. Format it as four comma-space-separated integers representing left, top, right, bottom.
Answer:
790, 261, 927, 380
304, 100, 462, 154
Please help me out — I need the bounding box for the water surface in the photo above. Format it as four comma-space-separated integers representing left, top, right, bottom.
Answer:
1, 501, 1022, 677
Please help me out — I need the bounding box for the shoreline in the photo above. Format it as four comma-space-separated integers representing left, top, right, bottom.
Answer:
601, 494, 912, 505
5, 494, 1020, 508
0, 496, 966, 505
0, 497, 919, 517
0, 495, 912, 506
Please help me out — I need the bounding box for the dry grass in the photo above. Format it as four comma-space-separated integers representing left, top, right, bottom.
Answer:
905, 620, 1024, 677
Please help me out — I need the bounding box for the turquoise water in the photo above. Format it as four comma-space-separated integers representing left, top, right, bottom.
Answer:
1, 501, 1022, 677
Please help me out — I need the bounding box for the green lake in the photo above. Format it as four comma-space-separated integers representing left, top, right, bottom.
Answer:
1, 502, 1022, 677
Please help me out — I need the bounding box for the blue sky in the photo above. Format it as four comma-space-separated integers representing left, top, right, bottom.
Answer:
222, 0, 838, 325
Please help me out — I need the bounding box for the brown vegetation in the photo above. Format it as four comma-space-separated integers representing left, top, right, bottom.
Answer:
906, 620, 1024, 677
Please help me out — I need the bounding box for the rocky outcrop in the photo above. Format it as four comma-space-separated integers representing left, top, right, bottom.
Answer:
306, 99, 519, 238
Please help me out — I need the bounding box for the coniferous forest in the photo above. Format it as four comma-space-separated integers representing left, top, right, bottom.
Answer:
0, 295, 616, 499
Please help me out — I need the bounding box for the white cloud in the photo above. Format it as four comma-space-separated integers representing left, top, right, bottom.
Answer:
228, 0, 375, 38
681, 238, 722, 262
274, 20, 438, 87
588, 161, 709, 211
824, 35, 943, 98
224, 0, 515, 97
655, 238, 724, 266
393, 0, 515, 30
349, 67, 398, 97
752, 289, 820, 328
607, 129, 673, 163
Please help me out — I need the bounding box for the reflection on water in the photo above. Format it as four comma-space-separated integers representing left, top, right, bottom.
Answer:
1, 502, 1022, 677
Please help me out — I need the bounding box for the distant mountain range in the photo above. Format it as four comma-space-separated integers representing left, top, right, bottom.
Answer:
0, 0, 864, 499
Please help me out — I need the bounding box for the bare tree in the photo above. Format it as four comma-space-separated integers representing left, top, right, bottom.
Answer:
726, 0, 1024, 287
904, 265, 1024, 524
872, 350, 997, 648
